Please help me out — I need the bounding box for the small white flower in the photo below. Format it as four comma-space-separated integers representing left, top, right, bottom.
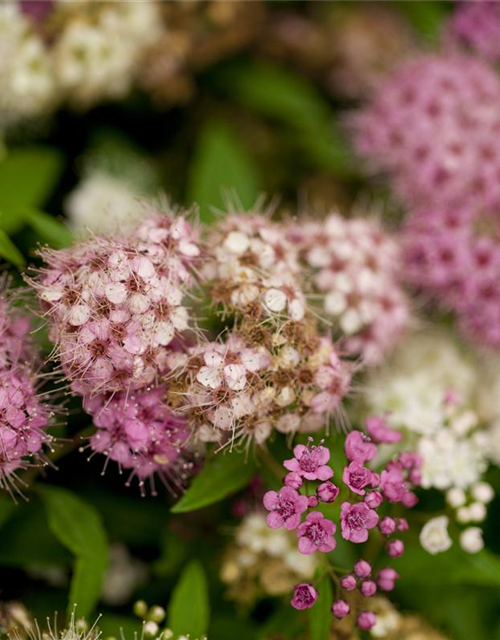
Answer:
264, 288, 287, 313
456, 506, 472, 524
223, 231, 250, 255
419, 516, 452, 555
446, 487, 466, 508
468, 502, 487, 522
460, 527, 484, 554
471, 481, 494, 504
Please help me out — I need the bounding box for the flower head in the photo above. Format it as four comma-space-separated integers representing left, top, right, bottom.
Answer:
342, 460, 373, 495
345, 430, 377, 463
263, 486, 309, 530
284, 442, 333, 481
296, 511, 336, 554
291, 583, 318, 610
340, 501, 379, 543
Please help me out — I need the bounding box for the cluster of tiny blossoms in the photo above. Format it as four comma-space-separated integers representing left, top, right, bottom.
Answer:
0, 288, 54, 494
168, 211, 352, 447
287, 213, 410, 365
262, 430, 421, 630
0, 0, 161, 127
29, 210, 200, 397
403, 205, 500, 349
353, 54, 500, 211
446, 1, 500, 64
27, 209, 200, 488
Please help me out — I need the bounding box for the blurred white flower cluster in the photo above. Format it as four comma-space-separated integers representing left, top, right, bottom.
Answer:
220, 512, 317, 603
363, 330, 499, 553
0, 0, 162, 128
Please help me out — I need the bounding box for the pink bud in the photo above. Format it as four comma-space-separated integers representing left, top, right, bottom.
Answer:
364, 491, 383, 509
402, 491, 418, 508
340, 575, 357, 591
332, 599, 350, 619
370, 472, 381, 488
291, 583, 318, 610
308, 495, 319, 508
396, 517, 409, 531
387, 539, 404, 557
360, 580, 377, 597
377, 568, 399, 592
379, 516, 396, 536
317, 481, 339, 503
354, 560, 372, 579
357, 611, 376, 631
285, 472, 303, 490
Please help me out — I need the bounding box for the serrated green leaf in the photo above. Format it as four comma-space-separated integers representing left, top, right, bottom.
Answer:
187, 121, 261, 223
0, 147, 63, 208
24, 208, 73, 248
308, 573, 333, 640
168, 561, 209, 638
171, 451, 255, 513
0, 229, 25, 266
40, 486, 108, 619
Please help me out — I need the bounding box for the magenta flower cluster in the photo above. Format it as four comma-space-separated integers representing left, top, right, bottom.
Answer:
354, 54, 500, 212
0, 292, 53, 492
402, 206, 500, 348
262, 423, 421, 627
84, 385, 194, 493
447, 1, 500, 63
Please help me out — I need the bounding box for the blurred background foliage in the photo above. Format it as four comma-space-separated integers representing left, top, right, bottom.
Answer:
2, 2, 500, 640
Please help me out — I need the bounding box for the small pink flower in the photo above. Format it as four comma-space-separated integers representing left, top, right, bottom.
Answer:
308, 495, 319, 508
332, 600, 350, 619
343, 460, 373, 495
380, 465, 407, 502
263, 486, 309, 530
284, 471, 303, 489
402, 491, 418, 508
357, 611, 376, 631
365, 416, 402, 444
364, 491, 383, 509
345, 431, 377, 463
354, 560, 372, 579
377, 568, 399, 591
317, 481, 339, 503
387, 539, 404, 557
340, 502, 379, 543
340, 575, 357, 591
297, 511, 336, 554
291, 583, 318, 610
379, 516, 396, 536
397, 517, 409, 531
360, 580, 377, 597
284, 443, 334, 481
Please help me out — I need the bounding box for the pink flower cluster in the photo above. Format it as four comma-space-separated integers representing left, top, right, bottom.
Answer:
205, 213, 306, 324
262, 423, 421, 627
0, 292, 53, 493
354, 54, 500, 211
29, 211, 200, 396
287, 213, 409, 365
402, 206, 500, 348
84, 385, 194, 493
447, 1, 500, 63
170, 332, 351, 446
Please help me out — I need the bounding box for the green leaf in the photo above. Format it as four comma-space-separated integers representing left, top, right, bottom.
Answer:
0, 147, 63, 208
396, 534, 500, 587
308, 573, 333, 640
395, 1, 450, 42
171, 451, 255, 513
0, 229, 25, 266
40, 486, 108, 619
210, 62, 355, 176
168, 561, 209, 638
24, 208, 73, 248
187, 120, 261, 223
0, 497, 15, 530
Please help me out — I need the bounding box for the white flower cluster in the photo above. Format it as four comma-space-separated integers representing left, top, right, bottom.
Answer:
0, 1, 162, 127
65, 171, 148, 237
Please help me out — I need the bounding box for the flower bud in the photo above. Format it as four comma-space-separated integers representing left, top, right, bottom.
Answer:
379, 516, 396, 536
460, 527, 484, 554
357, 611, 376, 631
446, 487, 466, 508
387, 539, 404, 557
364, 491, 383, 508
471, 482, 494, 504
332, 599, 350, 619
360, 580, 377, 597
340, 574, 357, 591
317, 481, 339, 503
354, 560, 372, 578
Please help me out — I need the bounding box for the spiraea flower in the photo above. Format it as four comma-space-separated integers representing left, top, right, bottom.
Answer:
206, 211, 306, 325
287, 212, 410, 365
262, 432, 421, 629
0, 288, 54, 495
27, 209, 200, 396
354, 54, 500, 210
403, 205, 500, 349
220, 511, 317, 605
84, 385, 195, 494
447, 1, 500, 63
